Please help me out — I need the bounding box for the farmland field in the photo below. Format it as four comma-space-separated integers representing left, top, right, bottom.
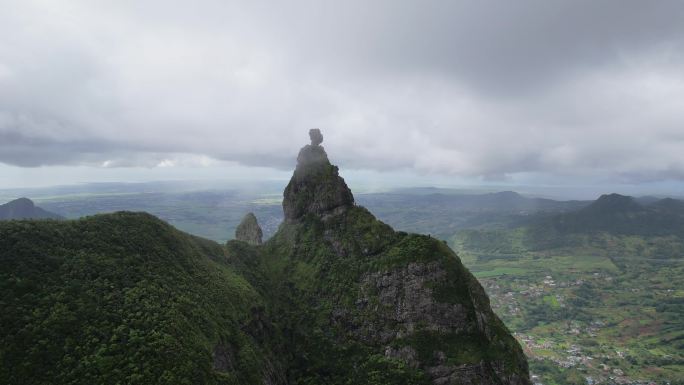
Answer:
454, 230, 684, 385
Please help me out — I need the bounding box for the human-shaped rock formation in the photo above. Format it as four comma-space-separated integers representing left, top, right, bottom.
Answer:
282, 130, 354, 222
309, 128, 323, 146
235, 212, 263, 245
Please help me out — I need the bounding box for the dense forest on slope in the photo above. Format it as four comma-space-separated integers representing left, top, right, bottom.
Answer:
0, 212, 284, 385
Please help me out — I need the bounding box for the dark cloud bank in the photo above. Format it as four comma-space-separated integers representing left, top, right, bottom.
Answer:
1, 0, 684, 184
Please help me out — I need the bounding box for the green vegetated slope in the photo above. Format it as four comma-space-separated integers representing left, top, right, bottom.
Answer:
252, 206, 528, 384
0, 133, 530, 385
452, 194, 684, 385
0, 212, 284, 385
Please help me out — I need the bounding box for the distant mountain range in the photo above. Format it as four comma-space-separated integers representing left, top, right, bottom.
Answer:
0, 198, 63, 220
356, 190, 590, 239
361, 190, 588, 214
452, 192, 684, 257
530, 193, 684, 237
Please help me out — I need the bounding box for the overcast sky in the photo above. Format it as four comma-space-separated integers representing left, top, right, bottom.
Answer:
1, 0, 684, 195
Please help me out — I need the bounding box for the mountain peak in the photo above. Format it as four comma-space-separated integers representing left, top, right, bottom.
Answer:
9, 197, 34, 209
0, 197, 63, 220
590, 193, 640, 211
282, 130, 354, 222
492, 191, 523, 200
597, 193, 631, 201
272, 133, 530, 384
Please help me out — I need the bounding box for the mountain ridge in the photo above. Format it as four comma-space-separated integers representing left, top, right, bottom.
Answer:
456, 193, 684, 256
0, 130, 530, 385
531, 193, 684, 237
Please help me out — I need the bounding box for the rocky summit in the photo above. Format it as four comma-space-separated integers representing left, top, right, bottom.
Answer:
282, 128, 354, 222
0, 130, 530, 385
235, 212, 263, 245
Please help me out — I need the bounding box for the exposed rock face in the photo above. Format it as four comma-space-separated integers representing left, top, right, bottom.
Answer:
356, 260, 530, 385
235, 212, 263, 245
283, 130, 354, 222
212, 343, 236, 372
358, 261, 471, 342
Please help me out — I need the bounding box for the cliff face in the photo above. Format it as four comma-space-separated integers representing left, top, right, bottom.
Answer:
260, 131, 530, 385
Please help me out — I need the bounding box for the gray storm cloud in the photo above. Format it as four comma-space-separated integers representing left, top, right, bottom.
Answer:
1, 0, 684, 182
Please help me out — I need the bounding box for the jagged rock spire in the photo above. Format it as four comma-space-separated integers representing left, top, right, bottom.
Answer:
282, 129, 354, 222
235, 213, 263, 245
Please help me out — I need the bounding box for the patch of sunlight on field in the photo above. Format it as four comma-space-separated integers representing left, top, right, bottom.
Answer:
473, 267, 528, 278
543, 295, 560, 308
